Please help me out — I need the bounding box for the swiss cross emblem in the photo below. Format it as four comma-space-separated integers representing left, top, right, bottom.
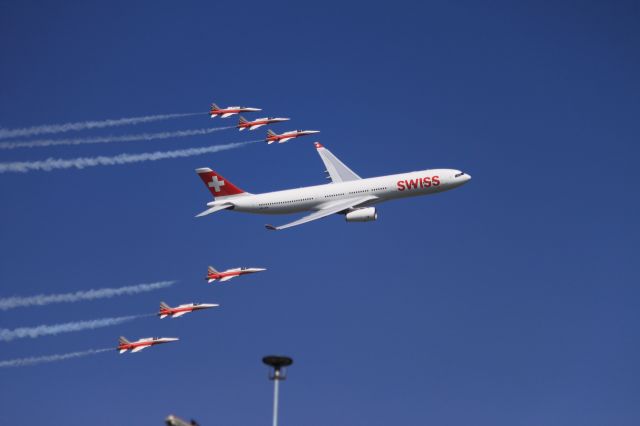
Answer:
208, 175, 225, 192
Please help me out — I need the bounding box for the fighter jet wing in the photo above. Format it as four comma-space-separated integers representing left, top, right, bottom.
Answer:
250, 124, 266, 130
266, 195, 377, 231
132, 346, 148, 353
172, 311, 189, 318
219, 276, 236, 282
314, 143, 361, 183
278, 137, 294, 143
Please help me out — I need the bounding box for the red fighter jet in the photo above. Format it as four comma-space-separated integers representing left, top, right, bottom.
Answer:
266, 129, 320, 144
117, 336, 179, 354
210, 103, 261, 118
158, 301, 219, 319
237, 116, 290, 131
207, 265, 266, 283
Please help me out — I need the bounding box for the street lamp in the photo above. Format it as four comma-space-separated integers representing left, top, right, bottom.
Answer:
262, 355, 293, 426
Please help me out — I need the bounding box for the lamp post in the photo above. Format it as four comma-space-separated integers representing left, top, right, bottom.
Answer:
262, 355, 293, 426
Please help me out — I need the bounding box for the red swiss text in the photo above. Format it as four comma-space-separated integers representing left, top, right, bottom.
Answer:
397, 176, 440, 191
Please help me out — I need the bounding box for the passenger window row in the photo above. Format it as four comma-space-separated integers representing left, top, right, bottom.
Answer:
348, 187, 387, 194
259, 198, 314, 207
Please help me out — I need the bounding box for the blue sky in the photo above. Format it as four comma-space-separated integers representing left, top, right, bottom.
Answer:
0, 1, 639, 425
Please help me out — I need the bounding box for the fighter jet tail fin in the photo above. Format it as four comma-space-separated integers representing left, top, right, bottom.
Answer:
160, 301, 170, 311
119, 336, 131, 345
208, 266, 219, 274
237, 116, 248, 131
267, 129, 276, 137
195, 168, 249, 200
210, 103, 220, 110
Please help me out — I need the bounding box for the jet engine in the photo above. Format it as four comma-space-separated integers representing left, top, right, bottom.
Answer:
345, 207, 377, 222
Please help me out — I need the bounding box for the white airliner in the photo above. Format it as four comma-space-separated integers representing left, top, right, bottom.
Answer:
195, 142, 471, 230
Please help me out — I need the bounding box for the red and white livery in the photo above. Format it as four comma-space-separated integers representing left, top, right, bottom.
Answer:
210, 103, 261, 118
206, 265, 266, 283
158, 301, 219, 319
266, 129, 320, 144
117, 336, 179, 354
237, 116, 290, 131
194, 142, 471, 230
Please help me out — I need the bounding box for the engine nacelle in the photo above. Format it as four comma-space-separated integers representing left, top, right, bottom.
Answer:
345, 207, 377, 222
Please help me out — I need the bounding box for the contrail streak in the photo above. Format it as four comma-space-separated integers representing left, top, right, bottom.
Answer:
0, 348, 112, 368
0, 280, 176, 311
0, 140, 260, 174
0, 315, 148, 342
0, 126, 235, 150
0, 112, 204, 140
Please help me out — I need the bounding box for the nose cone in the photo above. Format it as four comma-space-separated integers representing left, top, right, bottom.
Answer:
453, 171, 472, 186
201, 303, 220, 309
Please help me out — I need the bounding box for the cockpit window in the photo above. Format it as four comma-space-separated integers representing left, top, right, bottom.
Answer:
455, 172, 465, 178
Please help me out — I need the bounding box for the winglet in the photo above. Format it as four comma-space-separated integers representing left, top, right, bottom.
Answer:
265, 224, 278, 231
314, 142, 324, 149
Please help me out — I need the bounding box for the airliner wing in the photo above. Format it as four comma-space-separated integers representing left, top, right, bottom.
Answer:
266, 195, 377, 231
314, 142, 361, 183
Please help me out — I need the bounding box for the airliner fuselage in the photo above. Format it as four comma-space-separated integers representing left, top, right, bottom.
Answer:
195, 143, 471, 230
214, 169, 469, 215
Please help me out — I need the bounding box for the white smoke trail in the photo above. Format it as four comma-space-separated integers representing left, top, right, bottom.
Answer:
0, 140, 260, 174
0, 315, 148, 342
0, 348, 112, 368
0, 126, 235, 150
0, 112, 204, 140
0, 280, 176, 311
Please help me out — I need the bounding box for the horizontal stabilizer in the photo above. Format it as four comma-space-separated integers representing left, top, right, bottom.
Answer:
196, 204, 233, 218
